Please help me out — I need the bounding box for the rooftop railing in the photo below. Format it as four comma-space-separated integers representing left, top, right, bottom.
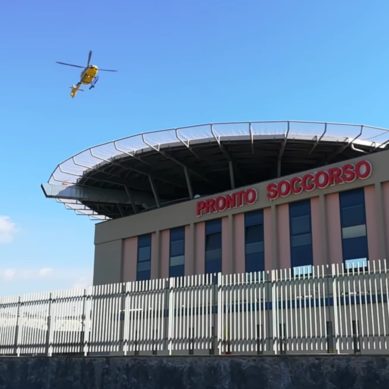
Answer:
46, 121, 389, 219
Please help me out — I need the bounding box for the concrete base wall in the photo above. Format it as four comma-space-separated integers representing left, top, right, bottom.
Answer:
1, 356, 389, 389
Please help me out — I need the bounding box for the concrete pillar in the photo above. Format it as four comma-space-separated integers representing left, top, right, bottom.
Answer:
122, 237, 137, 282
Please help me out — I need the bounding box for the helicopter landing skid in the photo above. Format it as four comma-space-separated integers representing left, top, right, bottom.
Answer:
89, 76, 99, 89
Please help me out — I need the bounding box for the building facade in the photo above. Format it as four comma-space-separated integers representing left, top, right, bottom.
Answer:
93, 149, 389, 284
41, 121, 389, 286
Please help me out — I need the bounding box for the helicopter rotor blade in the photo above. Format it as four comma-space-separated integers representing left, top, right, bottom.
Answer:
86, 50, 92, 67
99, 68, 118, 72
56, 61, 85, 69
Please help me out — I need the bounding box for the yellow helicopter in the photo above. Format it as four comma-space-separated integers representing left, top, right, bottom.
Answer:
56, 50, 117, 97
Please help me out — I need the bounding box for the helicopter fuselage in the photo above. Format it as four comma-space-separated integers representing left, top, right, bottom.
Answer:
80, 66, 99, 85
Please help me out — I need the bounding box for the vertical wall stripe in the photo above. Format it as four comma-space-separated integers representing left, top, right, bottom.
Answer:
160, 230, 170, 278
326, 193, 343, 264
271, 205, 278, 269
234, 213, 245, 274
319, 195, 329, 264
382, 182, 389, 259
194, 222, 205, 274
151, 232, 160, 279
185, 224, 195, 276
277, 203, 291, 269
122, 237, 137, 282
374, 182, 387, 259
311, 196, 326, 266
264, 207, 273, 271
222, 216, 233, 274
364, 185, 381, 260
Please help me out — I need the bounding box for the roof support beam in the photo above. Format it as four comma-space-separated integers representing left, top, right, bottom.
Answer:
183, 167, 193, 199
88, 148, 186, 190
141, 136, 218, 191
326, 125, 364, 163
124, 185, 138, 214
148, 175, 160, 208
210, 124, 237, 189
308, 123, 327, 155
228, 161, 235, 189
277, 121, 290, 177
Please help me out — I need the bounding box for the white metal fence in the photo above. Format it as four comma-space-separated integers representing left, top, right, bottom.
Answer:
1, 260, 389, 356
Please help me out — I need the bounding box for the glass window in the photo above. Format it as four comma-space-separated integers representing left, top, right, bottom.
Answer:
205, 219, 222, 274
340, 188, 368, 264
169, 227, 185, 277
245, 210, 264, 272
137, 234, 151, 281
289, 200, 313, 272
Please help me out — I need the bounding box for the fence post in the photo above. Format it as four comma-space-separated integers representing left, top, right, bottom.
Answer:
13, 296, 21, 356
271, 270, 278, 355
45, 293, 54, 357
331, 264, 340, 354
216, 273, 222, 355
167, 277, 175, 356
122, 282, 131, 356
82, 286, 93, 357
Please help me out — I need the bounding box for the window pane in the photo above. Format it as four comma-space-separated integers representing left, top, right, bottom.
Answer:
205, 259, 221, 273
171, 227, 185, 241
342, 224, 366, 239
341, 205, 365, 227
170, 255, 185, 267
246, 241, 264, 255
246, 252, 264, 272
138, 234, 151, 247
137, 261, 151, 271
343, 237, 368, 260
170, 240, 184, 256
340, 188, 368, 264
246, 224, 263, 242
291, 245, 313, 267
290, 215, 311, 235
290, 200, 310, 217
206, 233, 221, 250
291, 233, 312, 248
138, 246, 151, 261
245, 210, 263, 227
345, 257, 367, 270
290, 200, 312, 267
340, 188, 364, 207
169, 265, 184, 277
206, 219, 221, 234
137, 270, 150, 281
293, 265, 313, 276
137, 234, 151, 281
205, 248, 221, 262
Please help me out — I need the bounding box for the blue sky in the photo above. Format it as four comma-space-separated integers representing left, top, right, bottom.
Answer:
1, 0, 389, 295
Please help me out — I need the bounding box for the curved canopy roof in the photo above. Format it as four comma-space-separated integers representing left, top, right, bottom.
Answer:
42, 121, 389, 220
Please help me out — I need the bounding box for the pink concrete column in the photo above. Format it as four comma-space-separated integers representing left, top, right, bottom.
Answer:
264, 207, 274, 271
160, 229, 170, 278
325, 193, 343, 264
383, 182, 389, 259
364, 185, 381, 261
194, 222, 205, 274
277, 204, 291, 269
185, 224, 195, 276
234, 213, 245, 274
222, 216, 233, 274
122, 237, 137, 282
311, 196, 326, 266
